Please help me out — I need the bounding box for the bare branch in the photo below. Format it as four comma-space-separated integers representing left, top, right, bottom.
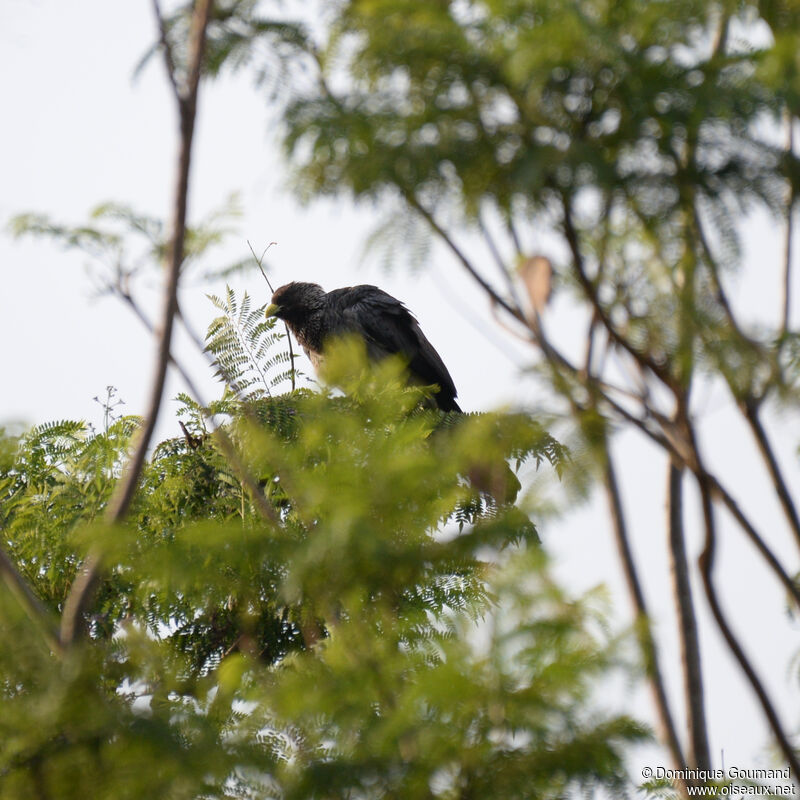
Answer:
710, 8, 729, 59
741, 399, 800, 552
505, 214, 523, 256
105, 0, 213, 525
667, 462, 711, 771
490, 302, 684, 457
694, 464, 800, 782
692, 209, 800, 551
692, 205, 756, 347
783, 109, 795, 335
707, 472, 800, 609
604, 449, 687, 775
60, 0, 215, 648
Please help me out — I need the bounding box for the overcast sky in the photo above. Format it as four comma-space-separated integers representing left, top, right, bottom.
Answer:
2, 0, 799, 778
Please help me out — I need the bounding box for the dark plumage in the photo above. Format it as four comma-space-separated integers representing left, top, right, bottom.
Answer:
265, 282, 461, 412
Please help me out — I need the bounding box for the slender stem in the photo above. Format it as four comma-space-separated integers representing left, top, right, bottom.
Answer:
505, 214, 523, 256
247, 239, 296, 392
667, 462, 710, 771
692, 205, 755, 346
491, 300, 685, 458
711, 9, 729, 59
604, 448, 687, 776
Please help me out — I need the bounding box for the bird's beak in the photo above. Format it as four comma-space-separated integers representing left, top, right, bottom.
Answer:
265, 303, 280, 319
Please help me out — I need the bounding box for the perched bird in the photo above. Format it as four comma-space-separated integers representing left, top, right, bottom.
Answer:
265, 282, 461, 412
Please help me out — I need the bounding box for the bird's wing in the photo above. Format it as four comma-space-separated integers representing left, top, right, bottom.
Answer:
323, 286, 459, 407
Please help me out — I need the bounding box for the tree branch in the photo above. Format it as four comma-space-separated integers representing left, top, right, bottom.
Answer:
741, 399, 800, 553
604, 449, 687, 776
691, 206, 752, 345
694, 461, 800, 782
105, 0, 212, 525
692, 209, 800, 552
783, 109, 794, 335
247, 239, 297, 392
403, 192, 525, 324
706, 472, 800, 609
59, 0, 214, 648
667, 462, 710, 771
561, 195, 678, 392
59, 552, 102, 648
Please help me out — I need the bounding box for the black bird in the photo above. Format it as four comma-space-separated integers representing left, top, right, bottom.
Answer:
265, 282, 461, 412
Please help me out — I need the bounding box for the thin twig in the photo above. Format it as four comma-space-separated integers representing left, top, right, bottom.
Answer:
247, 239, 297, 391
59, 553, 102, 647
692, 205, 755, 346
489, 300, 684, 457
505, 214, 523, 256
105, 0, 212, 525
710, 9, 729, 59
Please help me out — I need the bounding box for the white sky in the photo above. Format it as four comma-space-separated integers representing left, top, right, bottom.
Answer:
2, 0, 799, 782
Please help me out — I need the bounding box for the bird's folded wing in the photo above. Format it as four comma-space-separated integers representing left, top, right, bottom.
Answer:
324, 286, 458, 401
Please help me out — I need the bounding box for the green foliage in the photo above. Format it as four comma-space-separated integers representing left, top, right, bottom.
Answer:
8, 196, 250, 286
134, 0, 312, 96
280, 0, 800, 403
0, 293, 645, 797
205, 286, 298, 399
1, 416, 140, 610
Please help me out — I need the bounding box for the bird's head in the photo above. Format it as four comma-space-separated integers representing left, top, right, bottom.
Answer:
265, 282, 326, 324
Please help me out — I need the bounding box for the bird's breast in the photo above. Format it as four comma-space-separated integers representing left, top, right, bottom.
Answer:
305, 347, 325, 372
